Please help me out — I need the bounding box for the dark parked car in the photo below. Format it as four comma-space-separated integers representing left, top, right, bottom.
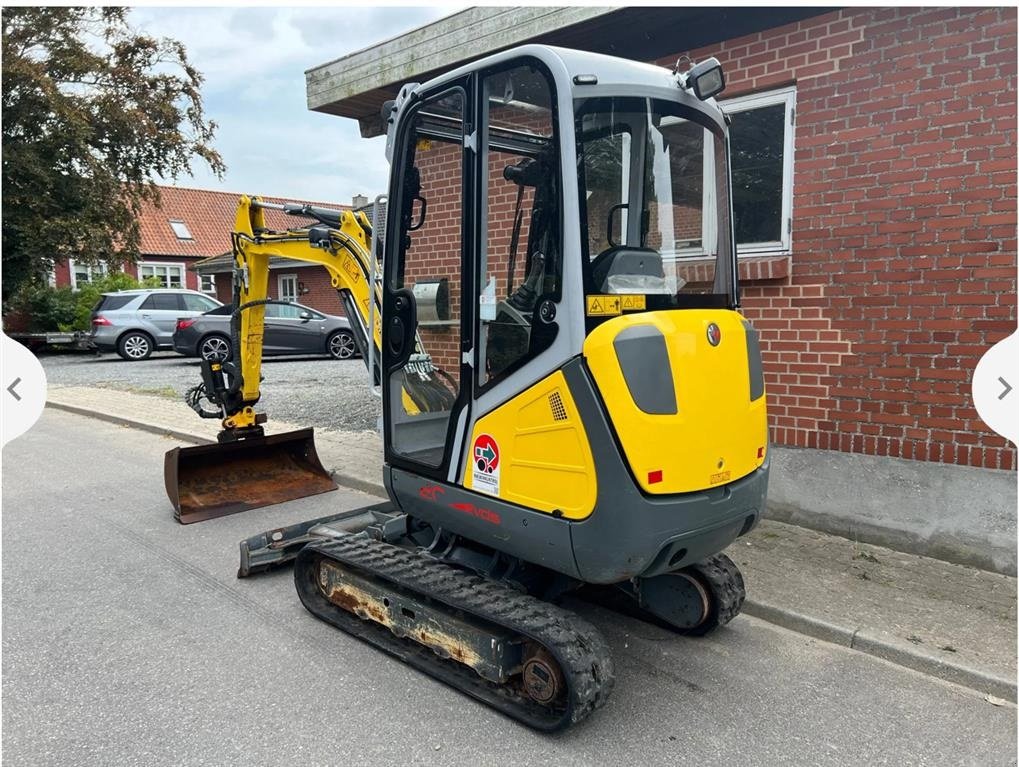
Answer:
173, 302, 358, 361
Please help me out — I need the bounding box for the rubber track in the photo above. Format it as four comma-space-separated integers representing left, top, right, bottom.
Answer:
294, 535, 615, 731
689, 553, 746, 633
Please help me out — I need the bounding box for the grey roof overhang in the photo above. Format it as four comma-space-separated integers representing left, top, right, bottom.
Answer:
193, 253, 320, 275
306, 6, 832, 137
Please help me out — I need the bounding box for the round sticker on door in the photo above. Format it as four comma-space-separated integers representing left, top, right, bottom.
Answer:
472, 434, 500, 497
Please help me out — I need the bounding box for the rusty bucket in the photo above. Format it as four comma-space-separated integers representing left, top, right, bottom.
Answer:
164, 428, 338, 524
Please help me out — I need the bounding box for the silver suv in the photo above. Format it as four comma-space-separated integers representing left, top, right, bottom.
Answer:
89, 289, 223, 360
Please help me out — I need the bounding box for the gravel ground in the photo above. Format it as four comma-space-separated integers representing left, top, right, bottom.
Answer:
40, 350, 382, 432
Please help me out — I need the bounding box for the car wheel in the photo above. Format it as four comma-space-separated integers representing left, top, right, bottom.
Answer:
117, 331, 153, 361
328, 330, 356, 360
199, 334, 232, 362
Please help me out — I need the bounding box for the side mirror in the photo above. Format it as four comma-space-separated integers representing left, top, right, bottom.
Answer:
299, 311, 312, 322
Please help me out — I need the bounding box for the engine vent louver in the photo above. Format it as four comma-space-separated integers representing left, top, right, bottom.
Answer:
549, 391, 568, 422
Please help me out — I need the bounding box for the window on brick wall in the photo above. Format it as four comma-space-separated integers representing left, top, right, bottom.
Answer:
139, 262, 184, 288
722, 86, 796, 254
278, 274, 298, 303
69, 259, 109, 290
199, 274, 216, 294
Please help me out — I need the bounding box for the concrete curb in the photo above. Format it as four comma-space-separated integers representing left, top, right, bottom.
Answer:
743, 599, 1017, 703
47, 401, 217, 446
43, 400, 1019, 703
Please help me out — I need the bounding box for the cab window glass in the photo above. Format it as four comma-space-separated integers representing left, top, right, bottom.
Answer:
477, 62, 560, 389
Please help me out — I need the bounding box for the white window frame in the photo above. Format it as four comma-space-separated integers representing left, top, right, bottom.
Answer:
139, 261, 186, 289
653, 119, 718, 263
169, 220, 193, 240
278, 273, 298, 303
69, 259, 109, 291
199, 273, 217, 295
721, 85, 796, 255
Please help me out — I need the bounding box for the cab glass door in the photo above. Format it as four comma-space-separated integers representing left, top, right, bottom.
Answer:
383, 87, 468, 471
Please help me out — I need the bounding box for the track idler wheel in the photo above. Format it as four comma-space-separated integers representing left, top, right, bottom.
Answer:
637, 553, 746, 636
522, 645, 566, 706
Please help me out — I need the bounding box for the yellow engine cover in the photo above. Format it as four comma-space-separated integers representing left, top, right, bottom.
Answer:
584, 309, 768, 495
463, 371, 597, 520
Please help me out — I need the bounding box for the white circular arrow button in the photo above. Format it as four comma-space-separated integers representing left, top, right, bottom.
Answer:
972, 330, 1018, 448
2, 332, 48, 447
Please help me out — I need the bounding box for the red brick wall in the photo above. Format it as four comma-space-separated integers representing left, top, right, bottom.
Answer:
658, 6, 1017, 470
212, 266, 347, 317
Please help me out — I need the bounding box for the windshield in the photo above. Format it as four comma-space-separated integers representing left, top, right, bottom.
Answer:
575, 96, 735, 311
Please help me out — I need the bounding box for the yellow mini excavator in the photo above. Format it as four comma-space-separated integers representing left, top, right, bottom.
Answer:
165, 46, 769, 730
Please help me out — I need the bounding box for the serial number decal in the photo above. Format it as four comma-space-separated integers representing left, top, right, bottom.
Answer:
709, 470, 732, 485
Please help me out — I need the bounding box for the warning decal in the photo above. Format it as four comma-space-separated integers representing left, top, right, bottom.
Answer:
620, 295, 646, 311
471, 433, 501, 497
586, 295, 622, 316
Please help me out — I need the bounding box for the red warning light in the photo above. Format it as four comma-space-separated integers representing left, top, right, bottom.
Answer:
648, 470, 663, 484
757, 446, 765, 459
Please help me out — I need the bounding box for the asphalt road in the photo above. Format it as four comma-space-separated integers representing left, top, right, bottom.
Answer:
3, 410, 1016, 767
40, 350, 382, 432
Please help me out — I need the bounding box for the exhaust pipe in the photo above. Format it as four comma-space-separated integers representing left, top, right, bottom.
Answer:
164, 428, 338, 524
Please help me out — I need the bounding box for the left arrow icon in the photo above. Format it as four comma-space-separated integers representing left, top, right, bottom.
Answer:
7, 377, 22, 401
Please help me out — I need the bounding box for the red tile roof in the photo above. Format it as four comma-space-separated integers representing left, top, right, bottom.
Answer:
138, 185, 350, 259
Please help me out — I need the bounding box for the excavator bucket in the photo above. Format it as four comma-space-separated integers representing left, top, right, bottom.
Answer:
164, 428, 338, 524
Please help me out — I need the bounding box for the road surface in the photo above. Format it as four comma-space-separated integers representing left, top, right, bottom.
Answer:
3, 410, 1015, 766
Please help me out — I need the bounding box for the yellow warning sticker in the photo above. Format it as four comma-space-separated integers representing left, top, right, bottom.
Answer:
586, 295, 621, 316
709, 470, 731, 486
620, 295, 646, 311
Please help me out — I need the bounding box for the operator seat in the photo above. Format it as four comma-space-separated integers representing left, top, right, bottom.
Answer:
591, 246, 670, 294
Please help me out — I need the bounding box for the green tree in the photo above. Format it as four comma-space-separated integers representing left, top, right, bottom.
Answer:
1, 7, 225, 301
6, 271, 161, 333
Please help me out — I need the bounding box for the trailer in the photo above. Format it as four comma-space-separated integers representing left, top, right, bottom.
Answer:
7, 331, 94, 353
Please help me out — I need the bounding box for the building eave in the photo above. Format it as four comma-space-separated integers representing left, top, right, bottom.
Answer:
306, 6, 834, 137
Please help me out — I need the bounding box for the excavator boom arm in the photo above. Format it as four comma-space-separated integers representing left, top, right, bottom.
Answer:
230, 195, 381, 411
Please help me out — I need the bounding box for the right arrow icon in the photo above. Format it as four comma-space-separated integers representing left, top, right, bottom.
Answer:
999, 377, 1012, 400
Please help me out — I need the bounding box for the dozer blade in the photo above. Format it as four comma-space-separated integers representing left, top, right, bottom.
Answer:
164, 428, 338, 524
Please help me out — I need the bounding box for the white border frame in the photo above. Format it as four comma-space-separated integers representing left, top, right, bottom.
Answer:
138, 261, 187, 289
721, 84, 797, 255
278, 273, 298, 303
68, 259, 109, 291
168, 220, 194, 241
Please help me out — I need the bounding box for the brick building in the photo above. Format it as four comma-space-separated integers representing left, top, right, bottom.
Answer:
50, 185, 349, 304
305, 7, 1017, 572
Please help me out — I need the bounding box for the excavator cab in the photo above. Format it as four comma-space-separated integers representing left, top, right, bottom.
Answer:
378, 48, 764, 536
168, 46, 769, 729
